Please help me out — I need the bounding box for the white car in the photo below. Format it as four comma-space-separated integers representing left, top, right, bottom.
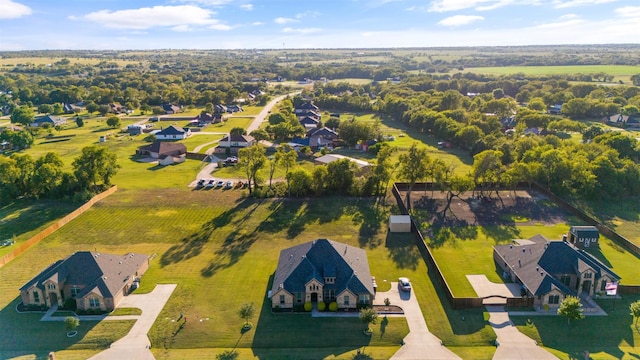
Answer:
398, 277, 411, 292
225, 181, 233, 189
216, 180, 225, 188
206, 179, 216, 188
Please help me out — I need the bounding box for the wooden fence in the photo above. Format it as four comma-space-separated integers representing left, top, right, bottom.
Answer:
0, 186, 118, 268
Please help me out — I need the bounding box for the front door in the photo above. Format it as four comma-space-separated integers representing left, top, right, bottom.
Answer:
310, 292, 318, 302
585, 238, 590, 247
582, 280, 592, 294
49, 292, 58, 306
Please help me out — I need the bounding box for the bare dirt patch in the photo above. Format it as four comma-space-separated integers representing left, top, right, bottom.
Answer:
402, 189, 571, 227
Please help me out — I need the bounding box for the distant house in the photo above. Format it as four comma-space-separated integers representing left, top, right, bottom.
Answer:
314, 154, 372, 176
603, 114, 640, 129
137, 140, 187, 166
226, 105, 243, 113
296, 110, 321, 120
568, 226, 599, 250
270, 239, 375, 310
108, 103, 126, 114
214, 104, 228, 114
299, 116, 320, 130
194, 112, 222, 125
523, 127, 542, 136
306, 127, 338, 149
31, 115, 66, 127
155, 125, 191, 140
162, 104, 181, 114
548, 104, 563, 115
215, 134, 255, 154
295, 102, 319, 114
19, 251, 149, 311
62, 103, 82, 114
126, 124, 145, 135
500, 116, 517, 130
493, 235, 619, 309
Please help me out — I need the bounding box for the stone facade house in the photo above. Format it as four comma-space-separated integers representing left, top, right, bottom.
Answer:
20, 251, 149, 312
493, 235, 619, 309
270, 239, 375, 310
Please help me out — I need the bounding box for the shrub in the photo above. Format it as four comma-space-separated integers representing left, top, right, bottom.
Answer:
304, 302, 312, 312
329, 302, 338, 312
384, 298, 390, 306
317, 302, 326, 312
63, 298, 77, 311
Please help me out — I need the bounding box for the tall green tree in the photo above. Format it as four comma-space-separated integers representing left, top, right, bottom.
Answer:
106, 116, 121, 128
630, 300, 640, 330
10, 105, 35, 127
359, 308, 379, 333
372, 144, 395, 196
275, 145, 298, 195
398, 143, 430, 210
287, 168, 312, 197
72, 146, 119, 192
238, 302, 255, 328
238, 145, 267, 195
557, 295, 584, 325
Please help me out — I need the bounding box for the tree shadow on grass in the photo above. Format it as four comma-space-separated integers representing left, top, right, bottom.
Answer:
0, 298, 102, 359
385, 232, 420, 270
354, 200, 387, 249
201, 229, 258, 277
482, 224, 521, 245
160, 198, 258, 267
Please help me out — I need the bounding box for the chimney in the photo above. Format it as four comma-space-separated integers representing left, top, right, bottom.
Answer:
518, 259, 521, 268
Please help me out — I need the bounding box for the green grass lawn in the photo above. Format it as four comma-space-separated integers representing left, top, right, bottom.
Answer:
572, 197, 640, 247
512, 294, 640, 359
460, 65, 640, 84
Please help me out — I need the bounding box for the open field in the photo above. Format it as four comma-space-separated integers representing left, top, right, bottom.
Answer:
0, 57, 138, 68
513, 295, 640, 360
460, 65, 640, 84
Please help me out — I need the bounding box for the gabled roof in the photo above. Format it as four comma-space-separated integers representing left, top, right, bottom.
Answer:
271, 239, 374, 296
20, 251, 148, 299
162, 104, 181, 113
299, 116, 319, 126
157, 125, 187, 136
34, 115, 65, 125
220, 134, 255, 143
315, 154, 371, 168
307, 127, 338, 139
296, 102, 319, 111
494, 236, 620, 296
138, 140, 186, 155
569, 226, 599, 239
195, 113, 214, 122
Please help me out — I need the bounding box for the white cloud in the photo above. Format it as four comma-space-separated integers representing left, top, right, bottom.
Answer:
172, 0, 232, 5
614, 6, 640, 18
0, 0, 31, 19
172, 25, 194, 32
252, 21, 264, 26
552, 0, 616, 9
428, 0, 539, 12
209, 23, 233, 30
438, 15, 484, 26
275, 17, 297, 24
240, 4, 253, 11
533, 14, 587, 28
295, 11, 321, 19
282, 27, 322, 34
77, 5, 221, 30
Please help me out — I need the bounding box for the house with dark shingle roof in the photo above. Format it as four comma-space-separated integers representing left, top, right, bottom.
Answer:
568, 226, 599, 250
493, 235, 619, 309
155, 125, 191, 140
162, 103, 182, 114
214, 134, 255, 154
20, 251, 149, 311
137, 140, 187, 165
270, 239, 375, 310
31, 115, 66, 127
294, 102, 319, 114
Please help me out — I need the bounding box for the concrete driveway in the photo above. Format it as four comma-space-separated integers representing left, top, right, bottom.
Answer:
487, 306, 558, 360
89, 284, 177, 360
375, 282, 460, 360
466, 275, 522, 304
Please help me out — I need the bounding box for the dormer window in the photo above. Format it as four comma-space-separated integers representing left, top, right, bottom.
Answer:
324, 277, 335, 284
584, 272, 592, 279
47, 283, 55, 290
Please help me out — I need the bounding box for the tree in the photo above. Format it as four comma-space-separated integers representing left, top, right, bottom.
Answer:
64, 316, 80, 332
287, 168, 312, 197
85, 102, 99, 114
72, 146, 119, 192
106, 116, 121, 129
268, 112, 287, 125
359, 308, 379, 333
38, 104, 54, 114
75, 117, 85, 128
52, 103, 64, 115
238, 145, 267, 195
238, 302, 255, 328
275, 145, 298, 195
249, 129, 269, 141
10, 105, 34, 126
557, 295, 584, 325
230, 127, 247, 136
398, 143, 430, 210
631, 74, 640, 87
98, 104, 111, 116
372, 145, 395, 196
325, 158, 357, 194
630, 300, 640, 330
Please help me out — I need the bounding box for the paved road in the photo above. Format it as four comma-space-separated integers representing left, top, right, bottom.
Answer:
246, 92, 300, 134
487, 306, 558, 360
88, 284, 177, 360
376, 282, 461, 360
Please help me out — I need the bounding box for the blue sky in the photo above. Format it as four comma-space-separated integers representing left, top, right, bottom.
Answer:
1, 0, 639, 50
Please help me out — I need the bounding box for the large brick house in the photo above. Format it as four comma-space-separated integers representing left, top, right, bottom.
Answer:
493, 235, 619, 309
270, 239, 375, 310
20, 251, 149, 311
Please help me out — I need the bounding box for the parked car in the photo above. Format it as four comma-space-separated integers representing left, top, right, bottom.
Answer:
206, 179, 216, 188
225, 181, 233, 189
398, 277, 411, 292
216, 180, 225, 188
197, 179, 206, 187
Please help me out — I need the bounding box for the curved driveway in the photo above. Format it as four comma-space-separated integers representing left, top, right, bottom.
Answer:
375, 282, 461, 360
